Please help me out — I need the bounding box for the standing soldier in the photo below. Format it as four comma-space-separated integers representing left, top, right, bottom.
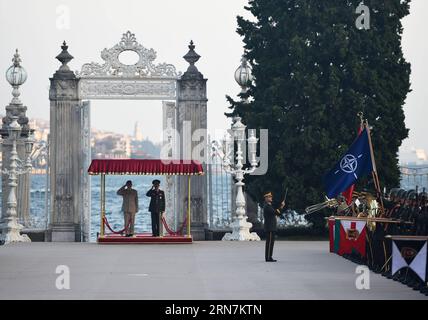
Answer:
263, 192, 285, 262
117, 180, 139, 237
336, 195, 351, 216
146, 179, 165, 237
417, 192, 428, 236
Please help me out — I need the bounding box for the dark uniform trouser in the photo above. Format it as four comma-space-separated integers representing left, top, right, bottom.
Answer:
265, 231, 275, 261
151, 211, 160, 236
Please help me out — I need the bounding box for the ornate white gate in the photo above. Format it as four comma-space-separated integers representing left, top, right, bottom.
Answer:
48, 31, 208, 241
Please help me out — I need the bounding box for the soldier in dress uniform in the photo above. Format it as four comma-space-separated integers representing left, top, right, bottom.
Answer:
336, 195, 351, 216
383, 188, 399, 215
146, 179, 165, 237
398, 190, 414, 235
417, 192, 428, 236
405, 191, 419, 235
117, 180, 139, 237
263, 192, 285, 262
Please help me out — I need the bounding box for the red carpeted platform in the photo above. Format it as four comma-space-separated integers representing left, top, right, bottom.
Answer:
98, 233, 192, 244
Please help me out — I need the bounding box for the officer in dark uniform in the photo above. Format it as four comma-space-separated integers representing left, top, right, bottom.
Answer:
398, 190, 414, 235
263, 192, 285, 262
146, 179, 165, 237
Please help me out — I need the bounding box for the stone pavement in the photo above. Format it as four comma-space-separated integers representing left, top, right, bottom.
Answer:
0, 241, 426, 300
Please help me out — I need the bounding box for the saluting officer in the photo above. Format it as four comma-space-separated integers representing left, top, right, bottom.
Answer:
146, 179, 165, 237
117, 180, 139, 237
263, 192, 285, 262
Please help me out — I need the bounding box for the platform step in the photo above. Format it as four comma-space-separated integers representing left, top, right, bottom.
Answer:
98, 233, 192, 244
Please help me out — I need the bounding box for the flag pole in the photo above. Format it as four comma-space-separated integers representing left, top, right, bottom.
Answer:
364, 119, 385, 215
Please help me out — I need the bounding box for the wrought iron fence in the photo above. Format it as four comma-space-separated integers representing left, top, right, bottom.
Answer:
400, 165, 428, 191
207, 136, 233, 229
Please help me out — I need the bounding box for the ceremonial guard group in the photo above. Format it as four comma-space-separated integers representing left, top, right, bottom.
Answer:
327, 188, 428, 296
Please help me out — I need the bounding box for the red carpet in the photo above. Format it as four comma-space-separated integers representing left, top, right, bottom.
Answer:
98, 233, 192, 244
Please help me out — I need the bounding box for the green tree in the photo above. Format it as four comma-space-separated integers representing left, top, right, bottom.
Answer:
227, 0, 411, 228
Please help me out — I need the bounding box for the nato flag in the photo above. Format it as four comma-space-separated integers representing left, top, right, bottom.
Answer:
323, 128, 373, 199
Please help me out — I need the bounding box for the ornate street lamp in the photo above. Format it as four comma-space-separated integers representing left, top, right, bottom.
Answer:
5, 49, 27, 104
0, 117, 33, 244
0, 50, 33, 244
214, 55, 260, 241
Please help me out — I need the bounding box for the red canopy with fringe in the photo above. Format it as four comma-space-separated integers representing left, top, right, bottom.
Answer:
88, 159, 204, 176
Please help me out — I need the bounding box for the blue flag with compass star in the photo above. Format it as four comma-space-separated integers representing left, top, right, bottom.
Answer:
323, 128, 373, 199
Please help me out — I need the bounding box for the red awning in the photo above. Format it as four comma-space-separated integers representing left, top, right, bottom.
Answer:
88, 159, 204, 176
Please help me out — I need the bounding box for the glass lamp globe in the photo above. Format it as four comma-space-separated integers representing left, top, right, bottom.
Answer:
234, 56, 253, 88
6, 50, 27, 87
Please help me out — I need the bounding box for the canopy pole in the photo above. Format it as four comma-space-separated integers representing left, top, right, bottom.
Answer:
187, 175, 191, 237
100, 174, 106, 237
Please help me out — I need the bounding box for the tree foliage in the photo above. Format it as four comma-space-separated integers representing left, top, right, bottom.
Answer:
227, 0, 411, 219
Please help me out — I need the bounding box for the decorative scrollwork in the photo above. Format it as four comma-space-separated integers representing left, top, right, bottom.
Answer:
77, 31, 180, 79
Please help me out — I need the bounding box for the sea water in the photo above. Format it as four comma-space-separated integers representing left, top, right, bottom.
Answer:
1, 172, 421, 242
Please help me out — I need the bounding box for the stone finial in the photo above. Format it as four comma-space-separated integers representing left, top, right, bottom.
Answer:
56, 41, 74, 72
182, 40, 203, 80
183, 40, 201, 66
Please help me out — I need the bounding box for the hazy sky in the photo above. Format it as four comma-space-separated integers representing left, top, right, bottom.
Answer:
0, 0, 427, 152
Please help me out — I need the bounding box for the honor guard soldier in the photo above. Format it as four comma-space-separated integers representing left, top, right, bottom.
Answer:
263, 192, 285, 262
146, 179, 166, 237
336, 195, 351, 216
417, 192, 428, 236
383, 188, 399, 215
398, 190, 414, 235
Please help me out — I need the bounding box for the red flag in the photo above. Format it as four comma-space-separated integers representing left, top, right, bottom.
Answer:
341, 123, 364, 204
337, 220, 367, 258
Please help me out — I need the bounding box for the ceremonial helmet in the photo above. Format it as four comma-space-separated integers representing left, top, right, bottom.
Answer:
389, 188, 400, 199
419, 191, 428, 201
406, 190, 417, 201
397, 189, 407, 200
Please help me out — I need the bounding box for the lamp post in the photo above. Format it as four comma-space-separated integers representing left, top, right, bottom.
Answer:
0, 117, 33, 244
0, 49, 33, 244
217, 55, 260, 241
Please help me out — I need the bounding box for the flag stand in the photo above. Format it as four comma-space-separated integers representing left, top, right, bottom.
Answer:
363, 119, 385, 215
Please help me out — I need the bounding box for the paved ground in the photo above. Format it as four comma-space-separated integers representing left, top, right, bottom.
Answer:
0, 241, 426, 300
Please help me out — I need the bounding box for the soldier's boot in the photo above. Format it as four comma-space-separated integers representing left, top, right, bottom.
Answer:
392, 272, 401, 281
412, 281, 423, 290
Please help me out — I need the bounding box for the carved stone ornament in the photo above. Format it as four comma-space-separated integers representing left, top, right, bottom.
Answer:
79, 79, 177, 100
77, 31, 180, 79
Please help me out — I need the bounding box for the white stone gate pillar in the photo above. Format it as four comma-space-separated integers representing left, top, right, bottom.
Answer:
177, 41, 208, 240
48, 42, 83, 241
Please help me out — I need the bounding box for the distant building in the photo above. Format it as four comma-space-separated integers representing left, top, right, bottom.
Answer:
134, 121, 143, 141
399, 145, 428, 166
0, 115, 160, 163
